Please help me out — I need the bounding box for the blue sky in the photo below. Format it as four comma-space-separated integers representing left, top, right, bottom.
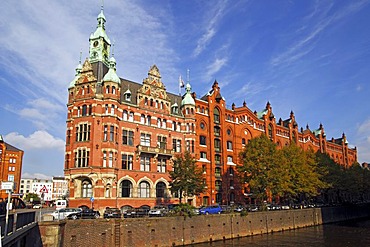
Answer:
1, 0, 369, 179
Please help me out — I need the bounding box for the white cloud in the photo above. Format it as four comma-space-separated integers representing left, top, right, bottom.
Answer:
5, 131, 65, 151
205, 57, 228, 81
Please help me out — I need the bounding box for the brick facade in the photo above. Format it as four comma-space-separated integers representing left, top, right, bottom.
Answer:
64, 8, 357, 211
0, 135, 24, 199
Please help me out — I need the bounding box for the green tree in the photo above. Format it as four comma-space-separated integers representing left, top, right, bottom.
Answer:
169, 151, 206, 203
238, 135, 279, 203
23, 193, 40, 203
280, 145, 327, 203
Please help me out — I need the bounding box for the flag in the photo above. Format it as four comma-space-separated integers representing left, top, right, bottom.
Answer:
179, 75, 185, 88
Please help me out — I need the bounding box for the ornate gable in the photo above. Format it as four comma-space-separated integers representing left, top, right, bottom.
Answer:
77, 59, 97, 84
137, 64, 171, 112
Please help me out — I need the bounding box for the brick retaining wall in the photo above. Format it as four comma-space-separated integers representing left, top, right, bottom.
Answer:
37, 204, 370, 247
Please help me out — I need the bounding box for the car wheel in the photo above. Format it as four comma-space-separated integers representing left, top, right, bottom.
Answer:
94, 214, 100, 219
205, 212, 209, 215
218, 211, 221, 214
71, 215, 78, 220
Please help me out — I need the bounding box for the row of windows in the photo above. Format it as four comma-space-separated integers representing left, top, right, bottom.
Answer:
80, 180, 168, 199
199, 152, 235, 164
8, 158, 17, 164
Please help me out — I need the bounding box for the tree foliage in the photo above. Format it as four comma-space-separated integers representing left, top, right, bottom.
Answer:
169, 151, 206, 203
238, 135, 329, 203
23, 193, 41, 203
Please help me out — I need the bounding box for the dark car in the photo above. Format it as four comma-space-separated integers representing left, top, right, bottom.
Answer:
67, 209, 100, 220
103, 207, 122, 219
123, 206, 150, 218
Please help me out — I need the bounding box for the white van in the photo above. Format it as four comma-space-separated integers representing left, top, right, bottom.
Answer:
55, 199, 67, 210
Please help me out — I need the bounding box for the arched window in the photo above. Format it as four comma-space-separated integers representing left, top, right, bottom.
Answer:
82, 180, 92, 198
268, 124, 273, 139
214, 108, 220, 124
129, 112, 134, 122
156, 182, 166, 198
106, 85, 110, 94
112, 86, 116, 94
82, 105, 87, 116
105, 184, 111, 198
141, 114, 145, 124
123, 110, 128, 121
157, 118, 161, 128
150, 99, 154, 107
144, 97, 148, 106
139, 181, 150, 198
120, 180, 132, 197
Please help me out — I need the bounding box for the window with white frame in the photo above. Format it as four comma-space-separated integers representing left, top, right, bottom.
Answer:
140, 133, 151, 146
157, 158, 166, 173
122, 130, 134, 146
140, 156, 150, 171
227, 141, 233, 150
103, 151, 107, 167
122, 154, 133, 170
139, 181, 150, 198
157, 136, 167, 149
108, 151, 113, 167
123, 110, 128, 121
128, 112, 134, 122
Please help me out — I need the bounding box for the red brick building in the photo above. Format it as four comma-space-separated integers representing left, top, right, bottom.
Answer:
64, 9, 357, 210
0, 135, 24, 199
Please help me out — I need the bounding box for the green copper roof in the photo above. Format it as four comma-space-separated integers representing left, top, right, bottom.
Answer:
69, 63, 82, 88
181, 83, 195, 106
257, 109, 268, 119
103, 57, 120, 84
89, 9, 111, 44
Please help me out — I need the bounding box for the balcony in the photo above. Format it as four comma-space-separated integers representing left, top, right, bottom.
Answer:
136, 145, 174, 156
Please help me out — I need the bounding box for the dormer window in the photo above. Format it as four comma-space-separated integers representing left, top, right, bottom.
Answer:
126, 94, 131, 101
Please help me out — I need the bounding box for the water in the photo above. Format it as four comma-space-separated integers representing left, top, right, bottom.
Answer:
191, 218, 370, 247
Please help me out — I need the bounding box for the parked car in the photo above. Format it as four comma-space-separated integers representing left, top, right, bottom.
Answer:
33, 204, 42, 209
234, 205, 245, 212
148, 205, 168, 217
123, 206, 150, 218
247, 205, 259, 212
67, 208, 100, 220
199, 205, 222, 215
103, 207, 122, 219
50, 208, 82, 220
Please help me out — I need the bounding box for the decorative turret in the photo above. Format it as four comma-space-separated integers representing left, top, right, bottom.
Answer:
69, 61, 82, 89
89, 5, 111, 66
103, 56, 120, 84
181, 83, 195, 106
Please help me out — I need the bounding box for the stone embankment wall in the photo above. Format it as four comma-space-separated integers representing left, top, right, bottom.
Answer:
38, 204, 370, 247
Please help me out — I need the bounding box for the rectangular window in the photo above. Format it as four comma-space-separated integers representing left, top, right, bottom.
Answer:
122, 154, 133, 170
140, 156, 150, 171
214, 139, 221, 152
173, 139, 181, 152
227, 141, 233, 150
200, 135, 206, 145
8, 175, 14, 182
186, 140, 190, 151
227, 156, 233, 163
103, 151, 107, 167
157, 136, 167, 149
110, 125, 114, 142
108, 152, 113, 167
215, 154, 221, 165
140, 133, 151, 146
157, 158, 166, 173
122, 130, 134, 146
104, 125, 108, 141
200, 152, 207, 159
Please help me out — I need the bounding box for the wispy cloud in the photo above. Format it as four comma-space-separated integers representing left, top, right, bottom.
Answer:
192, 0, 228, 57
270, 1, 369, 67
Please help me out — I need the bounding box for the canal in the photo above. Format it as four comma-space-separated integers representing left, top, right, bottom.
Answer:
191, 217, 370, 246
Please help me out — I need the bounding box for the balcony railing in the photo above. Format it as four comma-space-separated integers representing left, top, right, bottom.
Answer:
136, 145, 174, 156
